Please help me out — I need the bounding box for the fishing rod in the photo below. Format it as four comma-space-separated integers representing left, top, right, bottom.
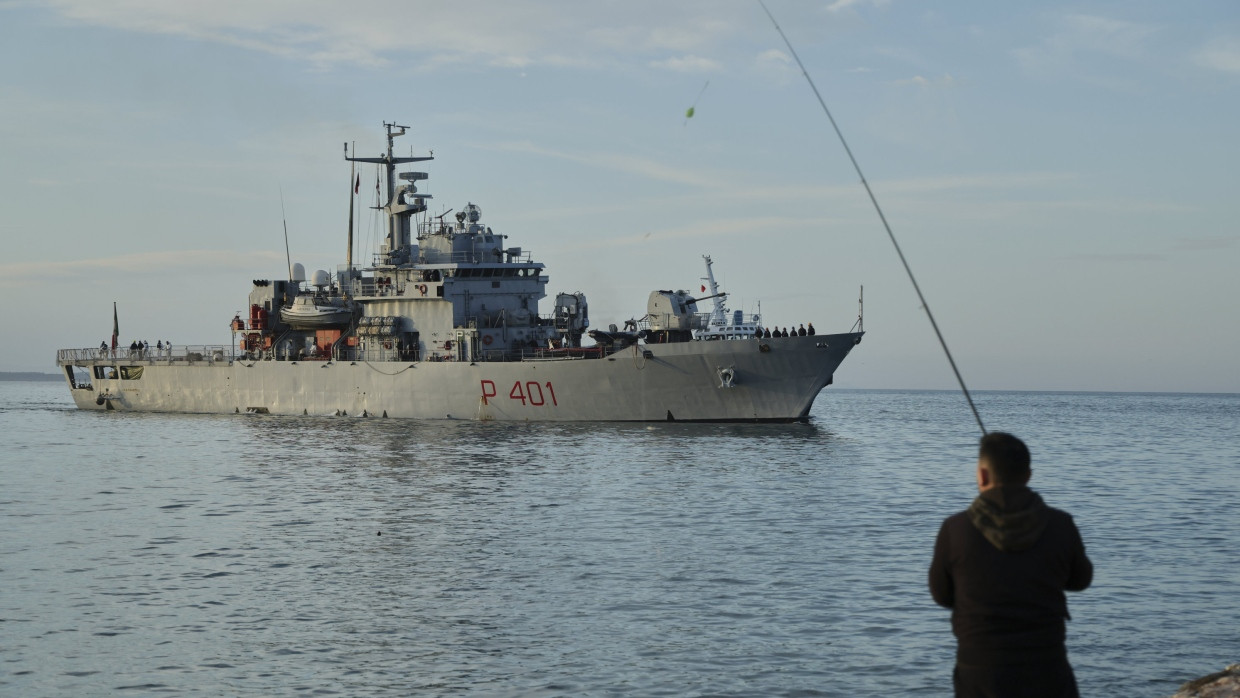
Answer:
758, 0, 986, 434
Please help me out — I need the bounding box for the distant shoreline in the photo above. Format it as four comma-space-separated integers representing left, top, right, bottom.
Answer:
0, 372, 62, 382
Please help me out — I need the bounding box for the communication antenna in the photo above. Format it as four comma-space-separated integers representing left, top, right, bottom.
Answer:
279, 185, 292, 282
759, 0, 986, 434
346, 141, 355, 297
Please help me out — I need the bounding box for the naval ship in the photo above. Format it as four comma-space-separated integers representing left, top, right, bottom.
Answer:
55, 123, 863, 421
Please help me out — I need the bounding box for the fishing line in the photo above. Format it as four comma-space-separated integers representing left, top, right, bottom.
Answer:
758, 0, 986, 434
684, 80, 710, 125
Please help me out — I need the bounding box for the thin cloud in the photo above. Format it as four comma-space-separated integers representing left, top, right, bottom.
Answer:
757, 48, 791, 65
891, 73, 956, 89
1193, 39, 1240, 74
560, 215, 841, 251
754, 48, 796, 81
1057, 252, 1164, 263
587, 19, 734, 54
0, 250, 286, 285
1062, 14, 1155, 57
1172, 236, 1238, 252
510, 169, 1091, 218
648, 55, 722, 73
1014, 13, 1157, 77
480, 140, 729, 189
874, 172, 1077, 194
41, 0, 573, 70
1054, 234, 1230, 265
824, 0, 890, 13
33, 1, 746, 71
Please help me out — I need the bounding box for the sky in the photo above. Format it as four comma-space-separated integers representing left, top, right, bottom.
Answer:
1, 0, 1237, 392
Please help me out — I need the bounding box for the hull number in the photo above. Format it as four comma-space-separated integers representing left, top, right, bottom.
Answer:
481, 380, 558, 407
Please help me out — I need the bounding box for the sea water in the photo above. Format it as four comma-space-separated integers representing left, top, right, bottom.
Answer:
2, 382, 1237, 696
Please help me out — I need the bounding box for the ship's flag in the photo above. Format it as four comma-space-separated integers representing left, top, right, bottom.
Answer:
354, 173, 360, 194
111, 302, 118, 352
701, 284, 706, 292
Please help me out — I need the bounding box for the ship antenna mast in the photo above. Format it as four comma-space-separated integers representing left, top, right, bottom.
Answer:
701, 255, 727, 324
344, 122, 432, 263
279, 185, 292, 282
345, 141, 355, 297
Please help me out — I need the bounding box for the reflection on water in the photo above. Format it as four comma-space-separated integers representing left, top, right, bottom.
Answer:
2, 383, 1237, 696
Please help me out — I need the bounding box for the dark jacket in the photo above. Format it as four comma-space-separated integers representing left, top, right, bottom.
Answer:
929, 485, 1092, 665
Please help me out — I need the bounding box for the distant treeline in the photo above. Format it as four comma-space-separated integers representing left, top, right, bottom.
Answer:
0, 372, 62, 382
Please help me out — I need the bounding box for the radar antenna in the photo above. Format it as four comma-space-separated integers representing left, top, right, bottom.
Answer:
344, 122, 434, 264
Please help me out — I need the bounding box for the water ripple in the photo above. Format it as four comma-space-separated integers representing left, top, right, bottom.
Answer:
1, 383, 1237, 696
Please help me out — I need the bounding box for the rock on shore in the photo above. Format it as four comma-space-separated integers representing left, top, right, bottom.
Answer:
1172, 663, 1240, 698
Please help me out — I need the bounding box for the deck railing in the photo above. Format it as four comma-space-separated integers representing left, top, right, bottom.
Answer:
57, 346, 229, 365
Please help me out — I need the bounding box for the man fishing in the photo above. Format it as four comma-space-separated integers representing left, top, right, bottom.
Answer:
754, 5, 1092, 689
929, 432, 1093, 697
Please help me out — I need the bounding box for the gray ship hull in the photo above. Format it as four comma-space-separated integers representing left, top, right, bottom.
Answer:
57, 333, 861, 422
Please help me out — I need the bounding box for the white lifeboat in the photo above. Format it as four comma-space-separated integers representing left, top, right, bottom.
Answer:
279, 295, 354, 329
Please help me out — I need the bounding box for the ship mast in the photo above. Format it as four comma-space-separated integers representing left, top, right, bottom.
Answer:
345, 122, 433, 265
701, 255, 728, 326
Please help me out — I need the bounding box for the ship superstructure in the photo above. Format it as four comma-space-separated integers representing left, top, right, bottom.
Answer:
693, 255, 763, 341
56, 122, 862, 422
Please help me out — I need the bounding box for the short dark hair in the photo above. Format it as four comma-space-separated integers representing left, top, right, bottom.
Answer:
978, 432, 1031, 484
